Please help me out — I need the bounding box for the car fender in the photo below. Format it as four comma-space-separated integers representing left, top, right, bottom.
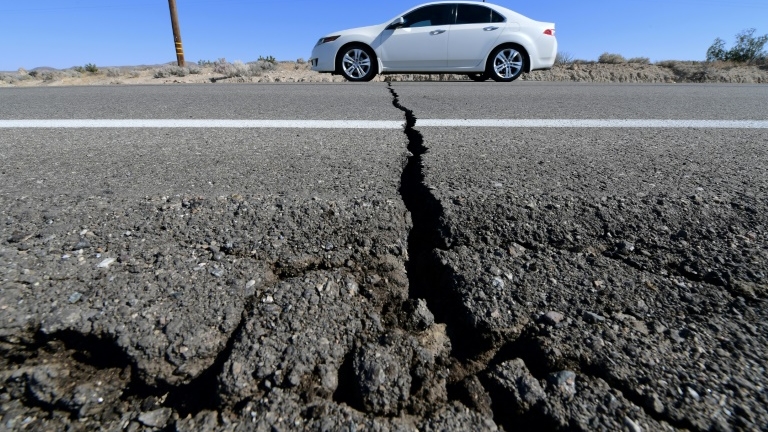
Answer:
486, 25, 539, 73
323, 24, 387, 70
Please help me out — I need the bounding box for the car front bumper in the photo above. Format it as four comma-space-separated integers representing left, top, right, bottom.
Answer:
310, 42, 337, 73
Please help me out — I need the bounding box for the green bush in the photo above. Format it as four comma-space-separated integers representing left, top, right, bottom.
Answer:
84, 63, 98, 73
706, 28, 767, 64
598, 53, 626, 64
257, 55, 277, 64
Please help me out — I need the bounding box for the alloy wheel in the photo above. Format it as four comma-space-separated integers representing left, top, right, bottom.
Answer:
491, 48, 524, 81
341, 48, 373, 81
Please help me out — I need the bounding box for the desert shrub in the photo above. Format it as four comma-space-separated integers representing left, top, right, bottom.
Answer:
62, 69, 82, 78
154, 65, 191, 78
555, 51, 574, 65
656, 60, 680, 68
106, 68, 121, 77
296, 57, 306, 64
258, 55, 277, 64
172, 66, 189, 77
188, 64, 201, 74
598, 53, 626, 64
129, 70, 141, 78
197, 59, 214, 67
73, 66, 85, 73
627, 57, 650, 64
14, 69, 31, 81
248, 60, 276, 75
28, 70, 39, 77
213, 58, 232, 75
213, 59, 242, 77
231, 60, 248, 77
84, 63, 98, 73
707, 28, 768, 64
211, 58, 276, 78
153, 68, 170, 78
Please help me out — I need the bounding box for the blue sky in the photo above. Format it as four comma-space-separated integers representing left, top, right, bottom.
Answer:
1, 0, 766, 71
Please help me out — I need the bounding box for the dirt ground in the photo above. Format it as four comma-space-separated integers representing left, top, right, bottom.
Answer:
2, 60, 767, 87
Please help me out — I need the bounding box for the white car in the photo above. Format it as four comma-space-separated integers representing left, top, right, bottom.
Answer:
310, 1, 556, 82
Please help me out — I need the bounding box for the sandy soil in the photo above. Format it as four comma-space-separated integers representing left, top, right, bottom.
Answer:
2, 61, 767, 87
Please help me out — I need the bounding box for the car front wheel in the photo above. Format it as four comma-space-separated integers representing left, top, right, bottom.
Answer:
487, 46, 526, 82
337, 45, 377, 82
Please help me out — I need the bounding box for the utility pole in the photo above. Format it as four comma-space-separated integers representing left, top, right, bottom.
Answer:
168, 0, 185, 66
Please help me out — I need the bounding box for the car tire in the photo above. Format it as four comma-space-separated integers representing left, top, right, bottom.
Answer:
467, 73, 488, 82
486, 45, 526, 82
337, 44, 377, 82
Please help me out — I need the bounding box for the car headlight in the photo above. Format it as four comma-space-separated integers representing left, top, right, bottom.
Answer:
317, 36, 340, 45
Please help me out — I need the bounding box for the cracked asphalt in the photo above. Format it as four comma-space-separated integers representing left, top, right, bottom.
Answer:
1, 82, 767, 431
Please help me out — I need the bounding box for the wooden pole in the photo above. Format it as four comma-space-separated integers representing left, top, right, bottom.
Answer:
168, 0, 185, 66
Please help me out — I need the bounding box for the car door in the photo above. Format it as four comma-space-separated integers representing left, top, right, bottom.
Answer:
448, 4, 506, 68
378, 4, 454, 71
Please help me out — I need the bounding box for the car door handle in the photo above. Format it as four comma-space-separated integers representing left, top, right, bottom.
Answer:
430, 29, 446, 35
484, 26, 499, 31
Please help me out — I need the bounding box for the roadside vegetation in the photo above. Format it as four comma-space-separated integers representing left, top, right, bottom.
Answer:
3, 34, 767, 86
706, 28, 768, 64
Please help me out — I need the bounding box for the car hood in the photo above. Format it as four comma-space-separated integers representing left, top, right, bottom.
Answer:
324, 23, 388, 39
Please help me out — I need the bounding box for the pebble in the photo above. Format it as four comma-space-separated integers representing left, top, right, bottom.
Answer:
409, 299, 434, 331
616, 240, 635, 255
542, 311, 565, 325
97, 258, 116, 268
583, 311, 606, 323
491, 277, 505, 289
623, 416, 642, 432
687, 387, 700, 401
68, 292, 82, 304
648, 394, 665, 413
137, 408, 172, 428
548, 370, 577, 397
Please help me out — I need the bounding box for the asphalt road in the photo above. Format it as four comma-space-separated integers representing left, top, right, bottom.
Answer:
1, 82, 767, 431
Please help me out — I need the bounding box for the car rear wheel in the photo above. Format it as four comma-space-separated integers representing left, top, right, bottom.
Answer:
337, 45, 377, 82
467, 73, 488, 82
487, 46, 526, 82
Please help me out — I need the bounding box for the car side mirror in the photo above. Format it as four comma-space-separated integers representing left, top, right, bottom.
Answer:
387, 17, 405, 29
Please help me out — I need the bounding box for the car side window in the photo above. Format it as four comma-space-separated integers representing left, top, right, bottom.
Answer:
456, 4, 506, 24
402, 4, 455, 28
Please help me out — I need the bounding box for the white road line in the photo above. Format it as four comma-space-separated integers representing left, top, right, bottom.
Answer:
417, 119, 768, 128
1, 119, 767, 129
0, 120, 404, 129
